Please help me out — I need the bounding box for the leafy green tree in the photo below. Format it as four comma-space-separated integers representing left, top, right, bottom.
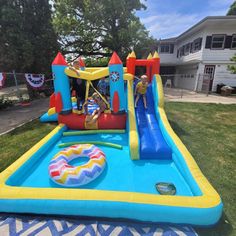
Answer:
0, 0, 58, 73
22, 0, 59, 73
53, 0, 157, 61
227, 1, 236, 15
228, 54, 236, 74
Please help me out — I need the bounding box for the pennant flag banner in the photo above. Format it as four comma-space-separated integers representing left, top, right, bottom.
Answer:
0, 72, 6, 89
25, 73, 45, 89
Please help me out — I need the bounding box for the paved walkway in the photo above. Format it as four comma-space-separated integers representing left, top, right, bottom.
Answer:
164, 88, 236, 104
0, 98, 49, 135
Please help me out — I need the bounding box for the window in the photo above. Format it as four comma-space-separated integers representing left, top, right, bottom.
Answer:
231, 35, 236, 49
190, 42, 194, 53
211, 35, 225, 49
160, 44, 170, 53
184, 43, 190, 55
193, 38, 202, 52
177, 37, 202, 58
159, 44, 174, 54
180, 46, 184, 57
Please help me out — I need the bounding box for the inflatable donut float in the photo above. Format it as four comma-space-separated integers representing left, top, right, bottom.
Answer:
49, 144, 106, 187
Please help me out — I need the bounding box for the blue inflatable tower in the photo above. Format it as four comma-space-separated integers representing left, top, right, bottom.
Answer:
52, 52, 72, 114
108, 52, 125, 113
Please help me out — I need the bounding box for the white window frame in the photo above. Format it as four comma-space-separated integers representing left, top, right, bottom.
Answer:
231, 34, 236, 49
211, 34, 225, 49
160, 44, 170, 54
184, 43, 190, 55
193, 38, 202, 52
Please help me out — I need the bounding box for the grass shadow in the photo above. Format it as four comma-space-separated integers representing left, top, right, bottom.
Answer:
168, 119, 189, 137
195, 212, 234, 236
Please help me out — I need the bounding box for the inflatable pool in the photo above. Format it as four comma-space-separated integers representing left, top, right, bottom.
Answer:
0, 52, 222, 226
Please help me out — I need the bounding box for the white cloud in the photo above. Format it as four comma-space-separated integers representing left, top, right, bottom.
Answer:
141, 15, 159, 24
138, 0, 233, 39
141, 13, 201, 39
140, 2, 232, 39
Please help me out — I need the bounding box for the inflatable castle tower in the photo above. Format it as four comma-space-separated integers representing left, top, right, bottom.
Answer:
41, 52, 127, 129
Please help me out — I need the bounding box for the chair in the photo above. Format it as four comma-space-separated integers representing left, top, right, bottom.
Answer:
165, 79, 172, 88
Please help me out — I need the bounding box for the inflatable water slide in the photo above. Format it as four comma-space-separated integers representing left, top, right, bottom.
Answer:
0, 51, 222, 226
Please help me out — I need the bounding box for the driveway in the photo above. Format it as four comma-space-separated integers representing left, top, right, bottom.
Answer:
0, 98, 49, 135
164, 88, 236, 104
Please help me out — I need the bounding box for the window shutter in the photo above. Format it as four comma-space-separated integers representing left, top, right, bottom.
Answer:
224, 35, 232, 49
190, 42, 193, 53
199, 38, 202, 49
205, 36, 212, 49
170, 44, 174, 53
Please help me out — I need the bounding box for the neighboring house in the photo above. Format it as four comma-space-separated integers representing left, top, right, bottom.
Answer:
158, 16, 236, 91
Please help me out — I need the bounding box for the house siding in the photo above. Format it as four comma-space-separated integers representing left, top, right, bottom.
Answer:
176, 30, 204, 63
158, 17, 236, 91
202, 25, 236, 63
212, 64, 236, 91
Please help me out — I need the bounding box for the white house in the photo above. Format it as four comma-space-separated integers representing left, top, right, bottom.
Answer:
157, 16, 236, 92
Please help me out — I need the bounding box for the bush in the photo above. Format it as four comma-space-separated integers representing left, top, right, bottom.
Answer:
0, 96, 13, 110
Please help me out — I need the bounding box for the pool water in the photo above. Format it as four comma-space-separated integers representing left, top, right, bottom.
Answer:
7, 131, 194, 196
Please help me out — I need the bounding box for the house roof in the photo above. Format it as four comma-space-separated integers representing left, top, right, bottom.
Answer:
159, 16, 236, 43
159, 37, 177, 43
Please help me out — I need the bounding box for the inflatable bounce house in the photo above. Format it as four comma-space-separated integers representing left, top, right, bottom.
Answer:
0, 51, 222, 226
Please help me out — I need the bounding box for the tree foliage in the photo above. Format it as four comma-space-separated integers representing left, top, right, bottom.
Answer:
53, 0, 158, 61
228, 54, 236, 74
227, 1, 236, 15
0, 0, 59, 73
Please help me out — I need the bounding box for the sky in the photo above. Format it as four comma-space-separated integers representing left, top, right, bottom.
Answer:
136, 0, 234, 39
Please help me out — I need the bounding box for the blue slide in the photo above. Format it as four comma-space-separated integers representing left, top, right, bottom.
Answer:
135, 84, 172, 160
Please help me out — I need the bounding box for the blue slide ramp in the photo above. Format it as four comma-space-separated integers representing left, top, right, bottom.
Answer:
135, 84, 172, 160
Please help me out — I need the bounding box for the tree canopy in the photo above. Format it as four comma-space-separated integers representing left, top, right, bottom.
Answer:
53, 0, 158, 61
0, 0, 58, 73
228, 54, 236, 74
227, 1, 236, 15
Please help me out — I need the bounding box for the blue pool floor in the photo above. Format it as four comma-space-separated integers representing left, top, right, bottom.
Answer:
7, 131, 194, 196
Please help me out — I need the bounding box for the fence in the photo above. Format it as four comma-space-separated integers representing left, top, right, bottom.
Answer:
196, 73, 211, 94
0, 72, 54, 104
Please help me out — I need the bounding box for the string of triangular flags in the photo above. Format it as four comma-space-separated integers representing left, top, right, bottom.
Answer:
0, 73, 45, 89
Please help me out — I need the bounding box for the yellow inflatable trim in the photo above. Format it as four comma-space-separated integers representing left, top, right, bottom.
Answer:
85, 67, 127, 73
48, 107, 56, 116
0, 85, 221, 208
65, 67, 109, 81
154, 74, 221, 207
65, 66, 132, 81
127, 80, 139, 160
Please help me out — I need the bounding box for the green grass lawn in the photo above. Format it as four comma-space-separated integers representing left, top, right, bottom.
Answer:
165, 102, 236, 236
0, 121, 57, 172
0, 102, 235, 236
